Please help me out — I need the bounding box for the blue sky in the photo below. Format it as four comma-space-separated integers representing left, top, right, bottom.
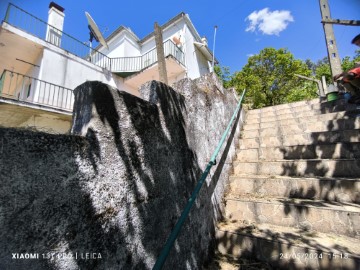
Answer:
1, 0, 359, 73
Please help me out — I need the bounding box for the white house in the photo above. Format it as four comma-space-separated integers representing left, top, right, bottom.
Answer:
0, 2, 215, 133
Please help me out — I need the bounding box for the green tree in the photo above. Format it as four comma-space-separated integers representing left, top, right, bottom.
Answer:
214, 65, 231, 88
354, 49, 360, 62
305, 58, 316, 75
312, 50, 360, 84
314, 57, 331, 84
285, 81, 319, 103
229, 48, 315, 109
341, 50, 360, 70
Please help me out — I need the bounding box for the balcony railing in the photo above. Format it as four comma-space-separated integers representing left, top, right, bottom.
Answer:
0, 70, 74, 111
4, 3, 111, 70
111, 40, 185, 72
164, 39, 185, 66
4, 4, 186, 74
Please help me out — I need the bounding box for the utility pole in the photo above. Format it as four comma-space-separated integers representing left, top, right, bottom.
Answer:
321, 18, 360, 26
211, 25, 217, 73
319, 0, 342, 80
154, 22, 168, 85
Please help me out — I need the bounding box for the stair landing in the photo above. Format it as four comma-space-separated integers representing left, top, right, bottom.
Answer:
216, 220, 360, 270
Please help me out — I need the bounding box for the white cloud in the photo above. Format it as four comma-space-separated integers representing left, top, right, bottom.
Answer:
245, 8, 294, 36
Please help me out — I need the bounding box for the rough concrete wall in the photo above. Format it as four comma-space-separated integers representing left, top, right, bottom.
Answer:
0, 75, 244, 270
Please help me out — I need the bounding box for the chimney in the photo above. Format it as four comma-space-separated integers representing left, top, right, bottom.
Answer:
46, 2, 65, 46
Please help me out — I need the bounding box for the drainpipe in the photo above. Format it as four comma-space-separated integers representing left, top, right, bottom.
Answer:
46, 2, 65, 47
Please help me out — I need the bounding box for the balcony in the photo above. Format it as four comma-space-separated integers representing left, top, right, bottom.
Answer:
0, 69, 74, 112
2, 3, 185, 75
110, 40, 185, 74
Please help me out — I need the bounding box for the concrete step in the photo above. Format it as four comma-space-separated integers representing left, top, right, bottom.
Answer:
229, 175, 360, 203
224, 197, 360, 238
242, 117, 360, 136
245, 108, 360, 125
236, 143, 360, 161
247, 98, 320, 114
247, 99, 360, 119
233, 159, 360, 178
245, 109, 360, 129
239, 129, 360, 149
216, 220, 360, 270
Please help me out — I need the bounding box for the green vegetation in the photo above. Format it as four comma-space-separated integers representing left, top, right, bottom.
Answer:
308, 49, 360, 85
214, 65, 231, 88
228, 48, 314, 109
215, 48, 360, 109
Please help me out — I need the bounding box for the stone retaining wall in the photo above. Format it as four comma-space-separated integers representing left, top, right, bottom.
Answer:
0, 76, 244, 270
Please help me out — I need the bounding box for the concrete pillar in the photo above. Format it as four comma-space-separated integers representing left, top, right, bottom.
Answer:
46, 2, 65, 47
319, 0, 342, 79
154, 22, 168, 85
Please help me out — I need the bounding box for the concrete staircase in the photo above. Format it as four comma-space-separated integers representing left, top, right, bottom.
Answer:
215, 99, 360, 270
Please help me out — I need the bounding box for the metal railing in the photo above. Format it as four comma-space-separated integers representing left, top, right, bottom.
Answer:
111, 56, 142, 72
152, 90, 246, 270
4, 3, 111, 70
4, 4, 186, 74
111, 40, 185, 72
0, 70, 74, 111
164, 39, 185, 65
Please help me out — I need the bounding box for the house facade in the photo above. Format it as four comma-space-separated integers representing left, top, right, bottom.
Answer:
0, 2, 215, 133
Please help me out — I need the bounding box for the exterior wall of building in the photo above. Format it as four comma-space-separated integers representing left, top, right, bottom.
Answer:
139, 19, 210, 81
93, 15, 211, 87
140, 21, 184, 57
0, 54, 43, 104
182, 23, 210, 79
168, 72, 186, 86
22, 54, 44, 103
36, 46, 139, 97
197, 48, 212, 76
2, 6, 212, 109
101, 31, 141, 59
123, 34, 141, 57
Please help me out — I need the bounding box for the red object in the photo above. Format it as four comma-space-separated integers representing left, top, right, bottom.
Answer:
343, 66, 360, 82
349, 66, 360, 77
